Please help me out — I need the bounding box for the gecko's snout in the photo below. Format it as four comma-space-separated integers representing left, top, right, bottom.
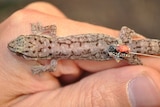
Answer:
8, 35, 26, 53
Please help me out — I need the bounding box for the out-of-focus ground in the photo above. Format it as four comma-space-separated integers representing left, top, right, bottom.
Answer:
0, 0, 159, 38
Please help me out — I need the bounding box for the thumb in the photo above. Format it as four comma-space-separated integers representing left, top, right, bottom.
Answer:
14, 66, 160, 107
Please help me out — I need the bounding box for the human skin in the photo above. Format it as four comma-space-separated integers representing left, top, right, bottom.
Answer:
0, 2, 160, 107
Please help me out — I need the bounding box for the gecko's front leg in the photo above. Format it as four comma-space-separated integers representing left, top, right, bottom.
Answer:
31, 23, 57, 37
30, 23, 58, 74
31, 59, 57, 74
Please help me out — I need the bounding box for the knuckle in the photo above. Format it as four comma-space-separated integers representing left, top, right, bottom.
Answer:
9, 9, 31, 25
7, 8, 41, 27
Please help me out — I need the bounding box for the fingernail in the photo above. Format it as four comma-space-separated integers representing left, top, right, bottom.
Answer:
128, 76, 160, 107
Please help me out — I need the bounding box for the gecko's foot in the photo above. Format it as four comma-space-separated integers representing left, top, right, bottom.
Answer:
31, 23, 57, 37
120, 26, 144, 45
126, 54, 143, 65
119, 26, 135, 44
31, 65, 47, 74
31, 65, 55, 74
31, 59, 57, 74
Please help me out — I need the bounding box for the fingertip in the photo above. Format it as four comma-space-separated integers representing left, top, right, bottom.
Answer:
127, 76, 160, 107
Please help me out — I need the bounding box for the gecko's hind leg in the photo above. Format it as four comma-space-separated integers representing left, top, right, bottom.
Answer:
108, 45, 142, 65
125, 54, 143, 65
119, 26, 136, 44
31, 23, 57, 37
120, 26, 145, 44
31, 59, 57, 74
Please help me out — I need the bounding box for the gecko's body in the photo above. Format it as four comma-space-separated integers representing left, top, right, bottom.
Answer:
8, 33, 118, 61
8, 23, 160, 74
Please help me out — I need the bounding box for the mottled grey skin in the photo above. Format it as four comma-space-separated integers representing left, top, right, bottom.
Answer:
8, 23, 127, 74
8, 24, 160, 74
8, 33, 119, 60
130, 39, 160, 55
8, 33, 122, 74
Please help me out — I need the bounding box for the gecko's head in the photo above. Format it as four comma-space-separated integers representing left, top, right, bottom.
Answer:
8, 35, 30, 56
8, 35, 53, 59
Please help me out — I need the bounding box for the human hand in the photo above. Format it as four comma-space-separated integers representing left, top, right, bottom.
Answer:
0, 2, 160, 107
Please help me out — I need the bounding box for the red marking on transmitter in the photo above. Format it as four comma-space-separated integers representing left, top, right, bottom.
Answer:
116, 45, 130, 53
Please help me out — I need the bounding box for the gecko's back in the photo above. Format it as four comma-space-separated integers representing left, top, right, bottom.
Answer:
8, 23, 160, 74
8, 33, 119, 61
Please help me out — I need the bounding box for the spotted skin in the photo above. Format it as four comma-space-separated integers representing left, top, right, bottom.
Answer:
8, 23, 160, 74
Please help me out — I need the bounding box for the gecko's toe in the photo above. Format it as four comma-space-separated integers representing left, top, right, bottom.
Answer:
31, 65, 45, 74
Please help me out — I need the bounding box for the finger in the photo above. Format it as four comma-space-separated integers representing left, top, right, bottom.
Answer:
74, 57, 160, 73
24, 1, 66, 18
74, 60, 128, 72
14, 66, 160, 107
53, 60, 82, 84
4, 6, 160, 79
140, 56, 160, 71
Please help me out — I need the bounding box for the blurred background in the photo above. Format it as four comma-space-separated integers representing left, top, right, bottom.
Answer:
0, 0, 160, 38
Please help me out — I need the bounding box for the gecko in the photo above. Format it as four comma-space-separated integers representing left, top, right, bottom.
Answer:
7, 23, 160, 74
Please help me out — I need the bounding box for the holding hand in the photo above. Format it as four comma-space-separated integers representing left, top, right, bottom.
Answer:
0, 2, 160, 107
